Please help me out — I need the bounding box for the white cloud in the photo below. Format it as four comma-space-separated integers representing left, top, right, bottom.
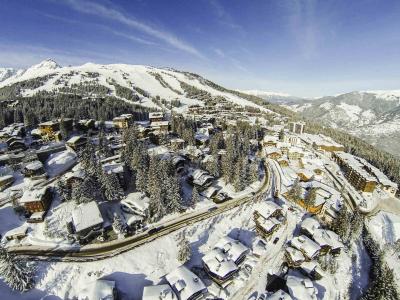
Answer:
62, 0, 205, 59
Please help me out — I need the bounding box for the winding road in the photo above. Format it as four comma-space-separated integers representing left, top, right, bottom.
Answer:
8, 162, 274, 262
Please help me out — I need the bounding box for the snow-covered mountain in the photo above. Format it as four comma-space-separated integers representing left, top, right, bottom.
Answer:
0, 67, 22, 83
0, 59, 272, 113
284, 90, 400, 157
238, 89, 303, 104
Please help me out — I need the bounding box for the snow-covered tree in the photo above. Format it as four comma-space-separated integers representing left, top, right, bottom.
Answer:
56, 180, 72, 202
0, 246, 35, 292
99, 171, 124, 202
166, 176, 182, 213
177, 237, 191, 263
72, 177, 99, 204
304, 187, 317, 209
288, 178, 302, 200
190, 186, 200, 208
112, 214, 127, 234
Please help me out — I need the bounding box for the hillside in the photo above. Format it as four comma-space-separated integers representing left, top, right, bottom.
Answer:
0, 59, 274, 114
283, 91, 400, 157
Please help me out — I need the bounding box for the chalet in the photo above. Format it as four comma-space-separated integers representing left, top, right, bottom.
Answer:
265, 147, 282, 160
66, 135, 88, 151
113, 114, 133, 129
81, 279, 118, 300
142, 284, 176, 300
299, 261, 323, 280
28, 211, 47, 223
121, 192, 150, 217
0, 174, 14, 191
300, 217, 320, 238
278, 159, 289, 167
76, 119, 96, 131
296, 169, 314, 182
20, 186, 53, 214
23, 160, 47, 178
201, 186, 221, 199
64, 168, 85, 188
165, 266, 207, 300
286, 273, 318, 300
190, 169, 214, 190
289, 235, 321, 261
150, 121, 169, 134
203, 248, 238, 285
214, 236, 249, 265
263, 135, 279, 147
4, 225, 29, 241
149, 112, 164, 123
213, 192, 231, 203
311, 229, 343, 255
36, 143, 66, 163
285, 246, 306, 267
71, 201, 104, 237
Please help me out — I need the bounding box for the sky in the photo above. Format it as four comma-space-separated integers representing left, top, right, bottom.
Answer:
0, 0, 400, 97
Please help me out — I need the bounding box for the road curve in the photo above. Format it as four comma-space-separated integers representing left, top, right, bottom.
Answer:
8, 162, 273, 262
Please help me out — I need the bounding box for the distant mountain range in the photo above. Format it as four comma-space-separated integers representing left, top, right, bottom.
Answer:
278, 90, 400, 157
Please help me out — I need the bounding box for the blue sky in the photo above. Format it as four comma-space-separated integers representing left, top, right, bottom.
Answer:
1, 0, 400, 97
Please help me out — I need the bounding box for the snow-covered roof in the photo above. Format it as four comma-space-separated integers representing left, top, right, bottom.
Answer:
202, 248, 238, 279
299, 261, 319, 276
285, 246, 305, 264
214, 236, 248, 263
46, 150, 77, 177
143, 284, 176, 300
258, 217, 281, 232
290, 235, 321, 260
300, 217, 321, 236
81, 279, 116, 300
4, 225, 29, 239
256, 201, 282, 220
72, 201, 104, 233
165, 266, 207, 300
312, 229, 343, 250
20, 186, 49, 204
334, 152, 377, 182
286, 273, 318, 300
102, 162, 124, 174
66, 135, 86, 144
122, 192, 150, 214
24, 160, 44, 171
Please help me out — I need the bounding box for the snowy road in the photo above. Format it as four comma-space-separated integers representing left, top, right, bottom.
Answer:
8, 162, 274, 262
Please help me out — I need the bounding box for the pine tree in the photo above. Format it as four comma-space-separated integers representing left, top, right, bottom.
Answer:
304, 187, 317, 209
100, 171, 124, 201
330, 205, 351, 242
59, 116, 68, 140
288, 178, 302, 200
177, 237, 191, 263
112, 214, 127, 234
190, 186, 200, 208
0, 246, 35, 292
166, 175, 182, 213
